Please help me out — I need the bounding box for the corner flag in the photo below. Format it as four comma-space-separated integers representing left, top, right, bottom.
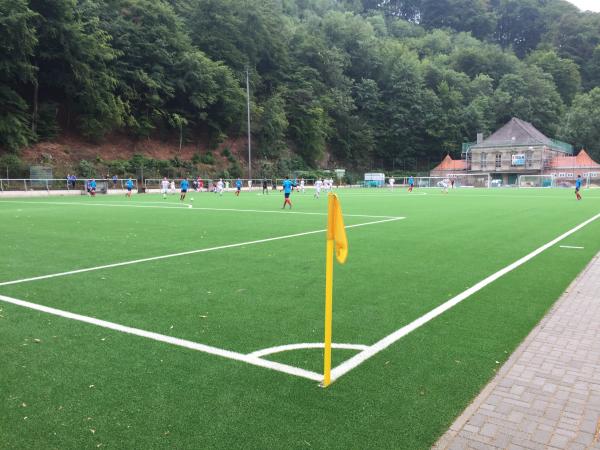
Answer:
323, 193, 348, 387
327, 193, 348, 264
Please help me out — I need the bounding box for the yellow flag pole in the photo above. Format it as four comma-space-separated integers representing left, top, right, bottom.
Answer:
323, 239, 334, 387
323, 194, 335, 387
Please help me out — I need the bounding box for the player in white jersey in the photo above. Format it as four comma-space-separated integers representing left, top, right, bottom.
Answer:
440, 178, 449, 194
217, 178, 224, 196
247, 180, 252, 191
161, 177, 170, 199
389, 177, 395, 190
169, 180, 176, 194
314, 179, 323, 198
300, 178, 305, 193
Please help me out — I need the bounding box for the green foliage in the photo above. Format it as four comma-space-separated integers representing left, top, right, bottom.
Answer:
78, 159, 95, 177
559, 88, 600, 161
0, 153, 25, 177
1, 0, 600, 171
0, 0, 37, 151
228, 160, 243, 178
200, 152, 215, 165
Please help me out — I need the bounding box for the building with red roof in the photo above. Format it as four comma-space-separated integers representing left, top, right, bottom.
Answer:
430, 118, 600, 186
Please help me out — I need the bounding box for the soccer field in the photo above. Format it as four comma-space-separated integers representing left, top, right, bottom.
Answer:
1, 188, 599, 449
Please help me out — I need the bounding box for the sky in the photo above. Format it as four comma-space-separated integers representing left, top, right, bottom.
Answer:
566, 0, 600, 12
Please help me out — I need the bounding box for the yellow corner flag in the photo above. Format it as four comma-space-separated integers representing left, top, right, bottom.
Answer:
322, 193, 348, 387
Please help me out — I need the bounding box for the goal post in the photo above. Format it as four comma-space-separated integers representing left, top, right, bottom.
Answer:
415, 174, 490, 188
517, 175, 555, 188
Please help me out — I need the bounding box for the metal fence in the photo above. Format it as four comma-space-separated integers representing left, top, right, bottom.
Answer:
0, 178, 138, 192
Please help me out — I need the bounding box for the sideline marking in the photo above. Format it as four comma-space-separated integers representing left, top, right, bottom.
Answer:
0, 217, 404, 287
0, 294, 322, 382
248, 343, 368, 359
0, 200, 401, 220
560, 245, 584, 249
328, 211, 600, 384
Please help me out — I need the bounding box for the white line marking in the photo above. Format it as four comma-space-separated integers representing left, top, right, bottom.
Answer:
0, 200, 401, 219
560, 245, 585, 249
0, 294, 322, 382
248, 343, 368, 358
0, 217, 404, 287
328, 211, 600, 384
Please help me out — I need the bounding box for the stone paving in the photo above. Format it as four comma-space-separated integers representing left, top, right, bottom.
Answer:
434, 253, 600, 450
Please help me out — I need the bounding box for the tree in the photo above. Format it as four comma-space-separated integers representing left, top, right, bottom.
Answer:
493, 0, 544, 57
29, 0, 125, 139
492, 65, 565, 136
526, 49, 581, 105
559, 88, 600, 161
0, 0, 37, 151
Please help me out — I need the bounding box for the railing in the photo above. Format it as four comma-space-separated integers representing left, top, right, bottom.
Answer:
0, 178, 138, 192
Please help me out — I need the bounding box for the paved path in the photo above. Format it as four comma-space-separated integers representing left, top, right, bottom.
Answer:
434, 253, 600, 450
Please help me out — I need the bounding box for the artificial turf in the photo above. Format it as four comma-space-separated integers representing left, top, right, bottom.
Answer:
1, 187, 599, 449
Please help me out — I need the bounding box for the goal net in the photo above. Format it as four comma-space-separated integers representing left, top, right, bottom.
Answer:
415, 174, 490, 188
518, 175, 554, 188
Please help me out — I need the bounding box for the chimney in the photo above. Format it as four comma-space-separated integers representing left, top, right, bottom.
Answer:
477, 133, 483, 144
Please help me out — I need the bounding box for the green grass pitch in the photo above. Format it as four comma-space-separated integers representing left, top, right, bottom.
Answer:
1, 187, 599, 449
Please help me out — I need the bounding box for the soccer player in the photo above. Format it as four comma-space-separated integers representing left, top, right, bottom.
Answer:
169, 180, 176, 195
441, 178, 449, 194
389, 177, 395, 190
161, 177, 169, 199
408, 175, 414, 192
300, 178, 305, 193
575, 174, 582, 200
112, 174, 118, 188
282, 177, 293, 209
216, 178, 224, 196
248, 179, 252, 191
235, 178, 242, 196
180, 178, 189, 201
198, 178, 204, 192
314, 178, 323, 199
88, 178, 97, 196
262, 178, 269, 195
125, 177, 134, 198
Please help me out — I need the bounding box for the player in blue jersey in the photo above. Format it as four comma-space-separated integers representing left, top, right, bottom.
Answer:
282, 177, 294, 209
88, 179, 97, 196
235, 178, 242, 196
125, 178, 134, 198
408, 175, 414, 192
180, 178, 189, 201
575, 175, 582, 200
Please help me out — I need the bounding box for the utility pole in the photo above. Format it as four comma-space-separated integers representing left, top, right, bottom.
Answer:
246, 68, 252, 180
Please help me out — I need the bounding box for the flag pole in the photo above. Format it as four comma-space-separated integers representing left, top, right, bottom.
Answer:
323, 194, 335, 387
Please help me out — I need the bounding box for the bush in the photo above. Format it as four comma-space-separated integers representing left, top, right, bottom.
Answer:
228, 161, 243, 178
201, 152, 215, 165
78, 159, 96, 177
0, 154, 26, 178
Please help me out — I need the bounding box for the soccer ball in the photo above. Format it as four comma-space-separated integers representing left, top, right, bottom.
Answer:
191, 198, 194, 201
188, 204, 193, 209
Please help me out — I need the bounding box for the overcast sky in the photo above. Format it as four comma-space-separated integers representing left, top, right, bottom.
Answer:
566, 0, 600, 12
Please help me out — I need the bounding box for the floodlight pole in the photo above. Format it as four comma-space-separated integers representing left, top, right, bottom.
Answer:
246, 67, 252, 180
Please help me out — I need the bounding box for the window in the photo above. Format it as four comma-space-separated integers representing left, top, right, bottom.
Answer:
558, 173, 566, 178
495, 153, 502, 168
592, 172, 598, 177
480, 153, 487, 168
567, 173, 574, 178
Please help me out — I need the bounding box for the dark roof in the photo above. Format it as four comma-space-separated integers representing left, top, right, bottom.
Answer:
472, 118, 553, 149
